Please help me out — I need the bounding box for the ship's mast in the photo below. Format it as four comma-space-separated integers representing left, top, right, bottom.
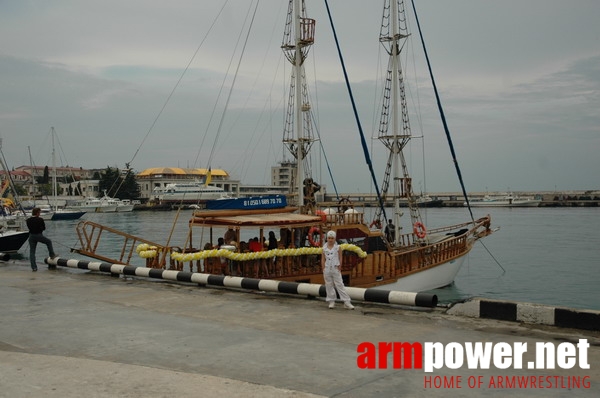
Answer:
377, 0, 422, 244
294, 0, 304, 207
281, 0, 316, 212
51, 127, 58, 210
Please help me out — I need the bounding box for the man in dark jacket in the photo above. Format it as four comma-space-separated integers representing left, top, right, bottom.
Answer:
26, 207, 56, 271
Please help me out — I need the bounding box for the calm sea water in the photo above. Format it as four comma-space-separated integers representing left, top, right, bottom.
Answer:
35, 207, 600, 311
419, 207, 600, 311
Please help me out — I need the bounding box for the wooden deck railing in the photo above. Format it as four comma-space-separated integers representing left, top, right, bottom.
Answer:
74, 220, 171, 268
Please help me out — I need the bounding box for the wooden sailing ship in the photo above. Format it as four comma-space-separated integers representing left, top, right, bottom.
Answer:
73, 0, 493, 293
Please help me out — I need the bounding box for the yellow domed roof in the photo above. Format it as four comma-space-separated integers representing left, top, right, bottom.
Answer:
137, 167, 188, 176
137, 167, 229, 178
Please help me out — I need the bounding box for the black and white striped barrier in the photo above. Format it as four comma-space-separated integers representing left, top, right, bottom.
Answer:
447, 297, 600, 331
45, 257, 438, 308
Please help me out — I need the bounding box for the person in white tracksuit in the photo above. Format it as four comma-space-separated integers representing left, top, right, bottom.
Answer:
321, 230, 354, 310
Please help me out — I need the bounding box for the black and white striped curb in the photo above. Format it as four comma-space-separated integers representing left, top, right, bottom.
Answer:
46, 257, 438, 308
447, 297, 600, 331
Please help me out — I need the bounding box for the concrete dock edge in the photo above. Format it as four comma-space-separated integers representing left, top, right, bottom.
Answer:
447, 297, 600, 331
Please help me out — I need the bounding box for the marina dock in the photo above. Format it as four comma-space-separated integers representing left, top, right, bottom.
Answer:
136, 192, 599, 211
1, 259, 598, 397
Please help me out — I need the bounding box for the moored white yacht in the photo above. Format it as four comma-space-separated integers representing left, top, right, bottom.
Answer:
115, 199, 135, 212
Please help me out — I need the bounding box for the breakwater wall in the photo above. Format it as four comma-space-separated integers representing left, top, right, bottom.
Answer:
321, 191, 600, 208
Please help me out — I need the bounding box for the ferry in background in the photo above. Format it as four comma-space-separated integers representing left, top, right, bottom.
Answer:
465, 193, 541, 207
151, 181, 233, 204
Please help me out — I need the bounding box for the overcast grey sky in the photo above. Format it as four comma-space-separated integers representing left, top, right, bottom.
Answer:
1, 0, 598, 194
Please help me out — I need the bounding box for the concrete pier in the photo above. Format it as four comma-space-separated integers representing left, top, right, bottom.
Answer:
1, 259, 598, 397
321, 190, 600, 208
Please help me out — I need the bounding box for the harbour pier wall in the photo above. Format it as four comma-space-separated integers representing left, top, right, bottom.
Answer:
321, 190, 600, 208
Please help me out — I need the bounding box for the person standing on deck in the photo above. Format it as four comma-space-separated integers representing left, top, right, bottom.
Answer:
26, 207, 57, 271
224, 228, 236, 245
384, 219, 395, 243
267, 231, 278, 251
321, 230, 354, 310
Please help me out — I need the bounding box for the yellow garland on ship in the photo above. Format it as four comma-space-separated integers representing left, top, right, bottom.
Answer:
136, 243, 158, 259
339, 243, 367, 258
134, 243, 367, 262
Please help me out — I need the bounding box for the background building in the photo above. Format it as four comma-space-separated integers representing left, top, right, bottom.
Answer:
271, 161, 295, 188
136, 167, 240, 199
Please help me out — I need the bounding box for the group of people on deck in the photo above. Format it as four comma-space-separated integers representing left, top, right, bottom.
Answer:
200, 226, 354, 310
205, 229, 281, 278
218, 228, 314, 253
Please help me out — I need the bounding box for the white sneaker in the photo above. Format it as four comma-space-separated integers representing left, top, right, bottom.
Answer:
344, 302, 354, 310
328, 302, 335, 309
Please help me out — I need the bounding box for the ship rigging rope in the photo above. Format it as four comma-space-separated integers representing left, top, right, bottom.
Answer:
163, 2, 260, 250
310, 110, 339, 198
95, 0, 231, 252
205, 0, 260, 170
229, 1, 286, 183
410, 0, 504, 274
323, 0, 387, 220
124, 0, 230, 172
409, 0, 473, 222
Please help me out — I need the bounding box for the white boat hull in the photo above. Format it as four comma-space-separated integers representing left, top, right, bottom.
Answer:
467, 199, 540, 207
465, 193, 541, 207
69, 205, 99, 212
69, 203, 132, 213
156, 192, 231, 202
373, 255, 467, 292
95, 205, 118, 213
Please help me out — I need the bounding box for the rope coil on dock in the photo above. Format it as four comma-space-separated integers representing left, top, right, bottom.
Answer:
45, 257, 438, 308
